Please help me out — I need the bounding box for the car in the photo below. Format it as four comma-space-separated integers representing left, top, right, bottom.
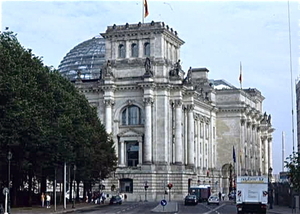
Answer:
109, 195, 122, 205
184, 194, 198, 205
228, 191, 236, 201
207, 195, 220, 205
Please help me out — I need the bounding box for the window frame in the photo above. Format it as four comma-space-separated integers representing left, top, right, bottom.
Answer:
144, 42, 150, 56
131, 43, 138, 57
121, 105, 144, 126
118, 44, 126, 58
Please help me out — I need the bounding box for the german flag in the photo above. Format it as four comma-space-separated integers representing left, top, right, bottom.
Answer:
144, 0, 149, 18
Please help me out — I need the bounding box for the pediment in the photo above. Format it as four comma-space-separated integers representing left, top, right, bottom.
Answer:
118, 128, 143, 137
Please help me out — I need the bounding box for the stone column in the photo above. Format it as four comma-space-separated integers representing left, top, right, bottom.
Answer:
187, 104, 195, 166
240, 118, 246, 173
175, 99, 183, 164
262, 136, 268, 174
120, 140, 126, 167
143, 97, 153, 164
257, 127, 262, 174
104, 99, 114, 134
138, 140, 143, 165
184, 107, 188, 164
268, 137, 273, 169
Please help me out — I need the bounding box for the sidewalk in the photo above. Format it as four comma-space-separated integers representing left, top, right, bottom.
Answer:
269, 204, 299, 214
10, 202, 105, 214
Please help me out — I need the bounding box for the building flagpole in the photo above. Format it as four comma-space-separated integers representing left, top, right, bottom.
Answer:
142, 0, 144, 23
239, 62, 242, 89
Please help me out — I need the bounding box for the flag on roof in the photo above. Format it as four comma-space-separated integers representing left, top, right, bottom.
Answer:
144, 0, 149, 18
239, 62, 242, 84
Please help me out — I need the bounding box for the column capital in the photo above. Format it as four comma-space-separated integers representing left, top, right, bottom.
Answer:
143, 97, 153, 105
241, 118, 246, 126
104, 99, 114, 106
174, 99, 182, 107
261, 136, 268, 141
186, 104, 195, 112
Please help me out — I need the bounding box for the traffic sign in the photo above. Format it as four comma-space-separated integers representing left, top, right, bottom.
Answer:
2, 187, 9, 195
160, 199, 167, 206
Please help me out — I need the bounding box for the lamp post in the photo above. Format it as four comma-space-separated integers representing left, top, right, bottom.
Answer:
144, 181, 148, 202
7, 150, 12, 213
167, 183, 173, 202
72, 165, 76, 208
229, 164, 233, 193
268, 167, 273, 209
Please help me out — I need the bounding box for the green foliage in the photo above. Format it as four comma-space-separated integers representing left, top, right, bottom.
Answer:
285, 152, 300, 191
0, 31, 117, 200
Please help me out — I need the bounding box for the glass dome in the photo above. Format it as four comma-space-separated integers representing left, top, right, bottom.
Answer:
58, 36, 106, 80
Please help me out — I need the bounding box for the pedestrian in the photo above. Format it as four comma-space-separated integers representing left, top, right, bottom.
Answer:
46, 193, 51, 208
124, 194, 127, 201
218, 192, 222, 201
222, 193, 225, 201
41, 192, 45, 207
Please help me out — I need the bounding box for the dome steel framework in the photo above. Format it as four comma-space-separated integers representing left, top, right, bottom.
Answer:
58, 36, 106, 80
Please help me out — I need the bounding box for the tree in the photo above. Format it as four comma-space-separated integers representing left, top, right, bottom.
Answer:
0, 31, 117, 206
285, 152, 300, 192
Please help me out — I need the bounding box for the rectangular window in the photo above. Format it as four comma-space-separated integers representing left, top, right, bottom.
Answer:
126, 142, 139, 167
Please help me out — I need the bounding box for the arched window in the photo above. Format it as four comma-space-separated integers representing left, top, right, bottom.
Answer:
144, 42, 150, 56
118, 44, 126, 58
121, 105, 144, 125
131, 43, 138, 57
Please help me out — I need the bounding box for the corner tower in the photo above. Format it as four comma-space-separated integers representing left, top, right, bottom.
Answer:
100, 21, 185, 81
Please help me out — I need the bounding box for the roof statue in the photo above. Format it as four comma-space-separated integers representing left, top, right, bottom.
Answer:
183, 66, 192, 84
169, 59, 183, 77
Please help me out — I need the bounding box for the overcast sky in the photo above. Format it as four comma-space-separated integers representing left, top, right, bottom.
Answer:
1, 0, 299, 174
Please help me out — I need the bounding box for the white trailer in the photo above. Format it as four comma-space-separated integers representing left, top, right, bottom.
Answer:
236, 176, 268, 214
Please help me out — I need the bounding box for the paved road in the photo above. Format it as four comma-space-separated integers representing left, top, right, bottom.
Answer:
72, 201, 237, 214
12, 200, 296, 214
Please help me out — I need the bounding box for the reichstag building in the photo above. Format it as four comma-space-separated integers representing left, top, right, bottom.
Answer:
58, 21, 274, 201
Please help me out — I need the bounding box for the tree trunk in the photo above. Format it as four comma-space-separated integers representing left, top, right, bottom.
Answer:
28, 168, 33, 206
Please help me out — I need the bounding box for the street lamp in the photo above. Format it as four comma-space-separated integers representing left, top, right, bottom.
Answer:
72, 165, 76, 208
229, 164, 233, 193
268, 167, 273, 209
7, 150, 12, 213
144, 181, 148, 202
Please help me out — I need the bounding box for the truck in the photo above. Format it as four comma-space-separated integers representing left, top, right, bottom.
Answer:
189, 185, 211, 202
236, 176, 268, 214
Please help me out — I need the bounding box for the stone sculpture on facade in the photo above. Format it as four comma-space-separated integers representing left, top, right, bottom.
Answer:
267, 114, 272, 124
76, 69, 82, 82
261, 112, 268, 123
183, 66, 192, 84
101, 60, 114, 79
169, 59, 182, 77
144, 57, 153, 77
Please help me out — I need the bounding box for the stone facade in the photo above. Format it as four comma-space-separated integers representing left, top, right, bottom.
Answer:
60, 21, 274, 201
